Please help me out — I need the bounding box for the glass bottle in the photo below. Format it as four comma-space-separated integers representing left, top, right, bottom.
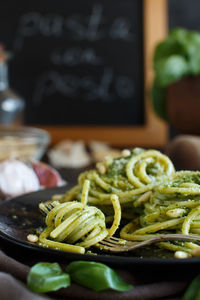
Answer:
0, 45, 25, 126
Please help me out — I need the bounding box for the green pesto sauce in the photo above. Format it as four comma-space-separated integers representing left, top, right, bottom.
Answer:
106, 157, 129, 177
171, 172, 200, 187
106, 148, 145, 178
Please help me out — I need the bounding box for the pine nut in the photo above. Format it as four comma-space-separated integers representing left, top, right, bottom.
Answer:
121, 149, 131, 157
96, 162, 106, 175
192, 247, 200, 257
27, 234, 38, 243
166, 208, 186, 218
174, 251, 190, 259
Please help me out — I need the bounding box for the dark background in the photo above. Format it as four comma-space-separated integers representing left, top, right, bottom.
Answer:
168, 0, 200, 31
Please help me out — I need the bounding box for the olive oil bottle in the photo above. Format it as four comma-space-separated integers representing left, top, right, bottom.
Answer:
0, 45, 25, 125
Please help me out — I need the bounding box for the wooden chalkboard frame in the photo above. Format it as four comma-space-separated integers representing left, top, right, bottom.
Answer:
39, 0, 168, 147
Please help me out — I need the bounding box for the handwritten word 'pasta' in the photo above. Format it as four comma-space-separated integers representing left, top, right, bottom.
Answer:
14, 4, 133, 51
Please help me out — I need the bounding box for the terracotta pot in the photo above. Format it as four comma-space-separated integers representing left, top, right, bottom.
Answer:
167, 75, 200, 134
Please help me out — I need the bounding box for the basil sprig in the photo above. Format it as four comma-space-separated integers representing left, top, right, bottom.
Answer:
27, 262, 70, 293
66, 260, 133, 292
183, 274, 200, 300
27, 261, 133, 294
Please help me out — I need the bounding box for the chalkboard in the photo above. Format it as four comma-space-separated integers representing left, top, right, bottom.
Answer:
0, 0, 168, 146
0, 0, 144, 126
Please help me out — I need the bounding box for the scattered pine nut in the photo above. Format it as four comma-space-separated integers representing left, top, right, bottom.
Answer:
104, 156, 113, 167
134, 191, 152, 207
166, 208, 186, 218
96, 162, 106, 175
174, 251, 190, 259
192, 247, 200, 257
121, 149, 131, 157
27, 234, 38, 243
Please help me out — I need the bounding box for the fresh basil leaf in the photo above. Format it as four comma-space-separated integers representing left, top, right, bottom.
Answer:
170, 28, 200, 75
155, 55, 188, 87
170, 27, 190, 43
151, 78, 168, 121
27, 262, 70, 293
186, 42, 200, 75
183, 274, 200, 300
66, 260, 133, 292
171, 27, 200, 51
153, 38, 185, 68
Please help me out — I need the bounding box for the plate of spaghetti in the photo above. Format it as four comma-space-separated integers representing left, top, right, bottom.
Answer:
1, 147, 200, 266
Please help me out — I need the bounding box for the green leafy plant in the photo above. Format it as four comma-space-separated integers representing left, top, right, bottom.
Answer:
152, 27, 200, 121
27, 261, 133, 294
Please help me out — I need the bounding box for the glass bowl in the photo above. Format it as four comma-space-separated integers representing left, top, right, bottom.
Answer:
0, 126, 50, 161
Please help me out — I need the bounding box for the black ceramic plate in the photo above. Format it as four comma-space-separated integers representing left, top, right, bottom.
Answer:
0, 185, 200, 268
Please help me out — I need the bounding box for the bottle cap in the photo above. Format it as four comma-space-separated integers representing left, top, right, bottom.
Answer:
0, 44, 6, 63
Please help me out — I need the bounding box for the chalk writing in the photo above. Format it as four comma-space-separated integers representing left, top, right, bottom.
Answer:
14, 4, 133, 51
33, 68, 134, 105
50, 47, 103, 66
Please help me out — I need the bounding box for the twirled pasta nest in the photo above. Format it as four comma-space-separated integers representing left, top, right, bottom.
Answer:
60, 148, 175, 206
38, 180, 121, 254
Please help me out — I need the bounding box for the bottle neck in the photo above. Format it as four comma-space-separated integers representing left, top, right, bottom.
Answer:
0, 61, 8, 91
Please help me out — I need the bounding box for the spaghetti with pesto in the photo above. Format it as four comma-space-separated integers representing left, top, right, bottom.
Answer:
35, 148, 200, 257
